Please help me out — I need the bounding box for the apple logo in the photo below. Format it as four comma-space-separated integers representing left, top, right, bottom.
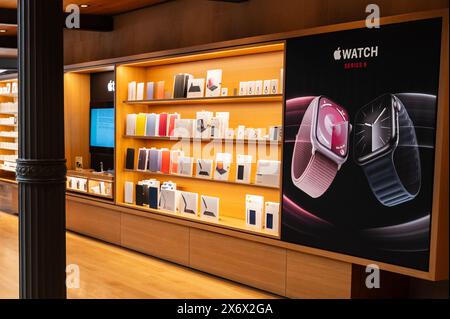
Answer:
107, 80, 115, 92
334, 47, 342, 61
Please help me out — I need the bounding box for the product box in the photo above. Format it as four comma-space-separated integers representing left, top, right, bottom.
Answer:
128, 81, 137, 100
255, 160, 281, 187
255, 80, 263, 95
186, 78, 205, 98
265, 202, 280, 233
200, 195, 220, 221
263, 80, 271, 95
174, 119, 194, 138
179, 191, 199, 217
247, 81, 256, 95
245, 195, 264, 229
205, 69, 222, 97
177, 156, 194, 176
195, 111, 213, 139
170, 150, 184, 174
159, 189, 179, 212
270, 79, 279, 94
239, 81, 248, 96
214, 153, 232, 181
136, 82, 145, 100
196, 159, 213, 179
235, 154, 252, 184
124, 182, 134, 204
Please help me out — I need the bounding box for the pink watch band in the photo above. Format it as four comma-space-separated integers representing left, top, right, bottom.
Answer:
288, 97, 338, 198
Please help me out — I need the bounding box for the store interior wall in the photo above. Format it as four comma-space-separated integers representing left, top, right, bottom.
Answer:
63, 0, 449, 65
62, 0, 449, 298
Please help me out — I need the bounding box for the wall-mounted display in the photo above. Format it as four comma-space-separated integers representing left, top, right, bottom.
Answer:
282, 18, 442, 271
116, 42, 284, 238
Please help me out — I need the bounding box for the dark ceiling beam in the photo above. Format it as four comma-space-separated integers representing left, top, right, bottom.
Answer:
0, 57, 17, 69
0, 8, 113, 32
0, 36, 16, 49
0, 8, 16, 24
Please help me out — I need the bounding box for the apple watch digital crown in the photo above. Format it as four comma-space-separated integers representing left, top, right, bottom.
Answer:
354, 93, 422, 207
289, 96, 351, 198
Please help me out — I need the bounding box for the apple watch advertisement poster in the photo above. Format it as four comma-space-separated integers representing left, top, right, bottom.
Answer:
281, 18, 442, 271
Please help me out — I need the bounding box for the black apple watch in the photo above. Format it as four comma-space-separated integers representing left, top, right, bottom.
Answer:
354, 93, 429, 207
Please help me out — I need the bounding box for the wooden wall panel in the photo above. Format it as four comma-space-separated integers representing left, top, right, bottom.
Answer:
190, 229, 286, 295
0, 180, 18, 215
64, 0, 449, 65
121, 213, 190, 266
286, 250, 352, 299
66, 197, 121, 245
64, 72, 91, 170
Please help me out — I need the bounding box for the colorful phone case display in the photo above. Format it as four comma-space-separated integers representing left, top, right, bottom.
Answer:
282, 18, 442, 271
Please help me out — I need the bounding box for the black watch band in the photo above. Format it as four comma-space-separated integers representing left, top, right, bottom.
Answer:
363, 97, 421, 207
394, 93, 436, 148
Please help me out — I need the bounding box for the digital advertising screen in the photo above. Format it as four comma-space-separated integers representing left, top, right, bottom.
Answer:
282, 18, 442, 271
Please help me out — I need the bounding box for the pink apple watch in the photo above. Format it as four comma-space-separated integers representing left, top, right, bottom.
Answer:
289, 96, 351, 198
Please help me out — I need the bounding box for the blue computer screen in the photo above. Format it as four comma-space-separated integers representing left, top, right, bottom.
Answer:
90, 108, 114, 148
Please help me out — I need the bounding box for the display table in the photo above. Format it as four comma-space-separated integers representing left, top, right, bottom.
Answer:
67, 169, 114, 200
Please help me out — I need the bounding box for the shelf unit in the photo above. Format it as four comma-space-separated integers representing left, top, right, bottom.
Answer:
124, 169, 280, 189
123, 94, 283, 105
123, 135, 282, 145
116, 42, 285, 237
0, 78, 18, 182
118, 202, 279, 238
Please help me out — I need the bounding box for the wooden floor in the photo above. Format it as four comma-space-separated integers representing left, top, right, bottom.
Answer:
0, 212, 278, 299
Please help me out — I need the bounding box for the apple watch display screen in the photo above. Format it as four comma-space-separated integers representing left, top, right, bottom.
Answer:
354, 94, 396, 163
316, 97, 349, 157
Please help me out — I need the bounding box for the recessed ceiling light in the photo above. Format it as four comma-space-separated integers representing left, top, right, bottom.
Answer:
80, 4, 89, 8
0, 29, 7, 33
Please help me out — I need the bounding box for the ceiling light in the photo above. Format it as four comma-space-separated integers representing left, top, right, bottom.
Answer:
0, 30, 7, 33
80, 4, 89, 8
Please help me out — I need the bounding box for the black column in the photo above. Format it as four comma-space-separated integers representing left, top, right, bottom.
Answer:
17, 0, 66, 299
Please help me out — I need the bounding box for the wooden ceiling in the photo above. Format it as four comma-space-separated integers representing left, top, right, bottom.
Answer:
0, 0, 168, 15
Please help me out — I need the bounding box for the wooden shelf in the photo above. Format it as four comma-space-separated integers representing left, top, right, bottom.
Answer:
67, 188, 113, 200
124, 169, 280, 190
123, 94, 283, 106
119, 202, 279, 239
0, 147, 18, 151
0, 124, 17, 127
0, 176, 17, 184
0, 165, 16, 172
123, 135, 282, 145
0, 112, 17, 115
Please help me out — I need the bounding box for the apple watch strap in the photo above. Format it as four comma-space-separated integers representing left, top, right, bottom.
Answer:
363, 102, 421, 206
289, 97, 338, 198
395, 93, 436, 148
